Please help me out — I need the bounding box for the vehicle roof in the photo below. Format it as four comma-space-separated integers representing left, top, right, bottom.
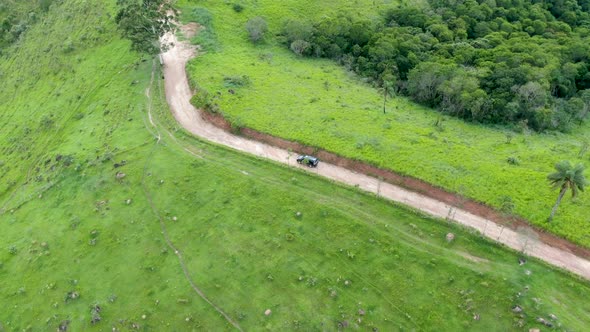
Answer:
299, 155, 318, 160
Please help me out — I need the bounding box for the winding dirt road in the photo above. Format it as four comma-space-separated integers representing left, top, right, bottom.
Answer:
161, 32, 590, 280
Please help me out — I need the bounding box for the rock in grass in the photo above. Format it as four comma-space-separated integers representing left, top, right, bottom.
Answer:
338, 321, 349, 328
58, 320, 70, 331
115, 172, 126, 180
446, 233, 455, 242
65, 291, 79, 302
512, 305, 523, 313
90, 305, 101, 324
536, 317, 553, 327
264, 309, 271, 316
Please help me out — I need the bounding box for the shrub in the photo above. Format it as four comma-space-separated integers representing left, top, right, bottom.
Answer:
282, 20, 313, 43
232, 3, 244, 13
223, 75, 250, 87
190, 89, 218, 113
290, 39, 311, 56
245, 17, 267, 42
507, 156, 520, 165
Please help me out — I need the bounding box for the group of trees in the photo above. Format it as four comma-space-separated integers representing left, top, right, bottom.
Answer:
0, 0, 54, 52
280, 0, 590, 131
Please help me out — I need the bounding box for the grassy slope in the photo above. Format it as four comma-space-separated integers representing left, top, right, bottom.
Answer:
182, 0, 590, 247
1, 0, 590, 330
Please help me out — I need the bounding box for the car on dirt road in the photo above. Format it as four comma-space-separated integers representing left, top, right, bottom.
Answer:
296, 155, 319, 167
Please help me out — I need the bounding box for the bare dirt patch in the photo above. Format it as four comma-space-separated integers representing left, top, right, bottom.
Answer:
459, 252, 490, 264
181, 22, 201, 39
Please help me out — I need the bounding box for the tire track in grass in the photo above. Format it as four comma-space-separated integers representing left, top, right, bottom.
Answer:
142, 61, 243, 331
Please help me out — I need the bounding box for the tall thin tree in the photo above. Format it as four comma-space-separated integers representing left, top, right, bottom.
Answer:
547, 161, 587, 222
380, 68, 396, 114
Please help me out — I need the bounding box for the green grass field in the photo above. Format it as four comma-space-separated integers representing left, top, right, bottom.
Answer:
2, 0, 590, 330
181, 0, 590, 248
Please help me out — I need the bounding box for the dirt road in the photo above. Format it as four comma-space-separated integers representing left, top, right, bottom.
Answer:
161, 32, 590, 280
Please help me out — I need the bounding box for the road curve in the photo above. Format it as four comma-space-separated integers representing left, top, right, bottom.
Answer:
161, 32, 590, 280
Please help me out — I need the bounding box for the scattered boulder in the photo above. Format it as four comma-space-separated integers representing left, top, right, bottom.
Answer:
264, 309, 272, 316
115, 172, 126, 180
512, 305, 523, 313
91, 305, 101, 324
529, 329, 540, 332
65, 291, 80, 302
358, 309, 365, 316
58, 320, 70, 331
473, 313, 480, 320
536, 317, 553, 327
549, 313, 558, 320
295, 211, 302, 218
518, 257, 527, 265
446, 233, 455, 242
113, 160, 127, 168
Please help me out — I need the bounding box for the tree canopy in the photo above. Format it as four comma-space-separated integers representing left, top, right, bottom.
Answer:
547, 160, 587, 221
281, 0, 590, 131
115, 0, 175, 55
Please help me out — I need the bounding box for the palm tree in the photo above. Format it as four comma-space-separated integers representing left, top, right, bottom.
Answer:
547, 161, 587, 222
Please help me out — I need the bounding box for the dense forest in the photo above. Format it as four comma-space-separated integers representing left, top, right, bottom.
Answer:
280, 0, 590, 131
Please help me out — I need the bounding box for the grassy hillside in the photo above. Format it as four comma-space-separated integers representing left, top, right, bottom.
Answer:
181, 0, 590, 247
0, 0, 56, 51
1, 0, 590, 330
